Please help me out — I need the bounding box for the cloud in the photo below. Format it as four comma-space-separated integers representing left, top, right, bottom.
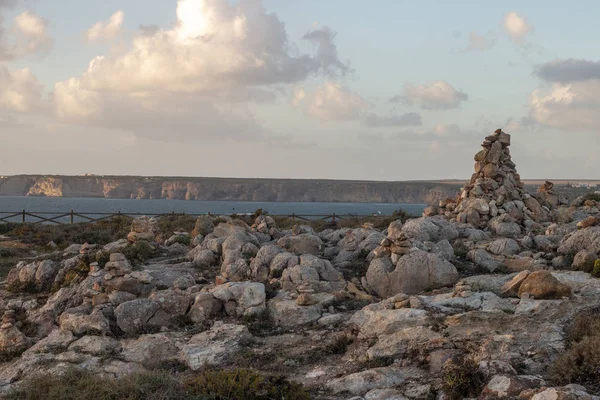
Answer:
0, 10, 52, 60
85, 10, 124, 42
530, 81, 600, 132
535, 59, 600, 83
0, 64, 44, 113
302, 26, 350, 77
432, 123, 460, 137
503, 11, 532, 44
394, 81, 468, 110
362, 112, 422, 127
292, 82, 367, 121
70, 0, 348, 95
463, 32, 495, 52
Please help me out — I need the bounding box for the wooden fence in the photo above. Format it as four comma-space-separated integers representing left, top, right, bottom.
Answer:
0, 210, 379, 225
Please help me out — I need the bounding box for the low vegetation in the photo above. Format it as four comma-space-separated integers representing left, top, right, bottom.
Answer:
550, 309, 600, 393
5, 368, 311, 400
441, 354, 485, 400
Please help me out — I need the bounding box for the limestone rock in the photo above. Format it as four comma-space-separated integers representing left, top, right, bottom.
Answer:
181, 323, 251, 370
211, 282, 266, 317
277, 233, 323, 255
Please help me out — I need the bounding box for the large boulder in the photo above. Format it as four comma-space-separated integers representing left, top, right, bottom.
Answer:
7, 260, 60, 292
249, 245, 282, 282
121, 334, 180, 368
281, 254, 344, 293
558, 226, 600, 255
366, 250, 458, 297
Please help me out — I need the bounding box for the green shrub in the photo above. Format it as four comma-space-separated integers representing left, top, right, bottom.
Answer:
593, 260, 600, 278
324, 334, 354, 355
584, 193, 600, 202
185, 368, 310, 400
550, 336, 600, 392
173, 235, 192, 246
442, 355, 485, 400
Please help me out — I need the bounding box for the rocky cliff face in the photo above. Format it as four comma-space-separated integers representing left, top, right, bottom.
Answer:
0, 175, 461, 203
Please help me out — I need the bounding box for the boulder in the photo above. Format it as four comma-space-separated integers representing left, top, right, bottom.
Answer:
115, 299, 171, 335
148, 289, 193, 317
121, 334, 180, 368
558, 226, 600, 255
501, 270, 530, 298
188, 293, 223, 323
211, 282, 266, 317
366, 250, 458, 297
127, 216, 162, 243
488, 238, 520, 256
192, 215, 215, 237
326, 367, 423, 396
277, 233, 323, 255
58, 308, 111, 336
401, 216, 459, 243
181, 323, 251, 370
68, 335, 121, 356
571, 250, 598, 273
517, 271, 572, 299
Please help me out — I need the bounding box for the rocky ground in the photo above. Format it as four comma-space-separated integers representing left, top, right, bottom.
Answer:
1, 130, 600, 399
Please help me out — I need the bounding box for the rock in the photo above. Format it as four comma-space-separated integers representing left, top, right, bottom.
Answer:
296, 293, 318, 306
68, 335, 121, 356
467, 249, 505, 273
572, 250, 598, 273
249, 245, 282, 282
188, 293, 222, 323
366, 326, 445, 359
488, 238, 520, 256
501, 270, 530, 298
127, 216, 162, 243
190, 249, 217, 268
192, 215, 215, 237
350, 306, 429, 337
149, 289, 193, 317
558, 226, 600, 255
517, 271, 572, 299
267, 295, 332, 327
59, 308, 110, 336
121, 334, 180, 368
24, 329, 76, 354
281, 255, 344, 293
530, 385, 600, 400
211, 282, 266, 317
401, 216, 459, 243
366, 250, 458, 297
481, 375, 545, 399
0, 326, 30, 353
277, 233, 323, 255
181, 323, 251, 370
326, 367, 423, 396
115, 299, 171, 335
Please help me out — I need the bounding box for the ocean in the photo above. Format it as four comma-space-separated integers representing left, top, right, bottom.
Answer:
0, 197, 426, 224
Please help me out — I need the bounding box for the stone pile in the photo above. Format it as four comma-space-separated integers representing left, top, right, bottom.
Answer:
427, 129, 553, 232
374, 220, 412, 263
127, 216, 163, 244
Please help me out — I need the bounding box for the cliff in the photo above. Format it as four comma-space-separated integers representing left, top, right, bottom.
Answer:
0, 175, 463, 204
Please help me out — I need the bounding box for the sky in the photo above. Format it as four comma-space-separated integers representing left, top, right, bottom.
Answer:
0, 0, 598, 181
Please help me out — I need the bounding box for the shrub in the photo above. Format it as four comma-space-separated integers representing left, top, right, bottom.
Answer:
593, 260, 600, 278
122, 241, 156, 265
185, 368, 310, 400
442, 355, 485, 400
584, 193, 600, 202
549, 309, 600, 393
324, 334, 354, 355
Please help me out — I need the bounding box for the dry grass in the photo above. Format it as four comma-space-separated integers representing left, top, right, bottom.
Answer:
550, 309, 600, 393
441, 355, 485, 400
6, 368, 311, 400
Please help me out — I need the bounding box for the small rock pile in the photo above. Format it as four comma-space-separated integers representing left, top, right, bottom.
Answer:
427, 129, 553, 232
374, 220, 411, 263
127, 216, 163, 244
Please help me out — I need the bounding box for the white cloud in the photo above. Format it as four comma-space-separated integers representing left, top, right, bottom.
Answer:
0, 64, 43, 113
0, 11, 52, 60
70, 0, 348, 95
503, 11, 532, 44
463, 31, 495, 52
396, 81, 468, 110
530, 81, 600, 132
85, 10, 124, 42
293, 82, 367, 121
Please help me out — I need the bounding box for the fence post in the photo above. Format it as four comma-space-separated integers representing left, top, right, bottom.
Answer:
22, 209, 25, 223
291, 213, 296, 221
70, 210, 74, 225
332, 213, 336, 223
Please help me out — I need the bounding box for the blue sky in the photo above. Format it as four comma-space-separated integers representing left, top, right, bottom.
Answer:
0, 0, 598, 180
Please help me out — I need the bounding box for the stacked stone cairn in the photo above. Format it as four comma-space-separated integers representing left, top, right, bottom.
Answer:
374, 220, 412, 263
427, 129, 553, 232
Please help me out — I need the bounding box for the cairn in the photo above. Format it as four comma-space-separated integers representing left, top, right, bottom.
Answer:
428, 129, 552, 231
